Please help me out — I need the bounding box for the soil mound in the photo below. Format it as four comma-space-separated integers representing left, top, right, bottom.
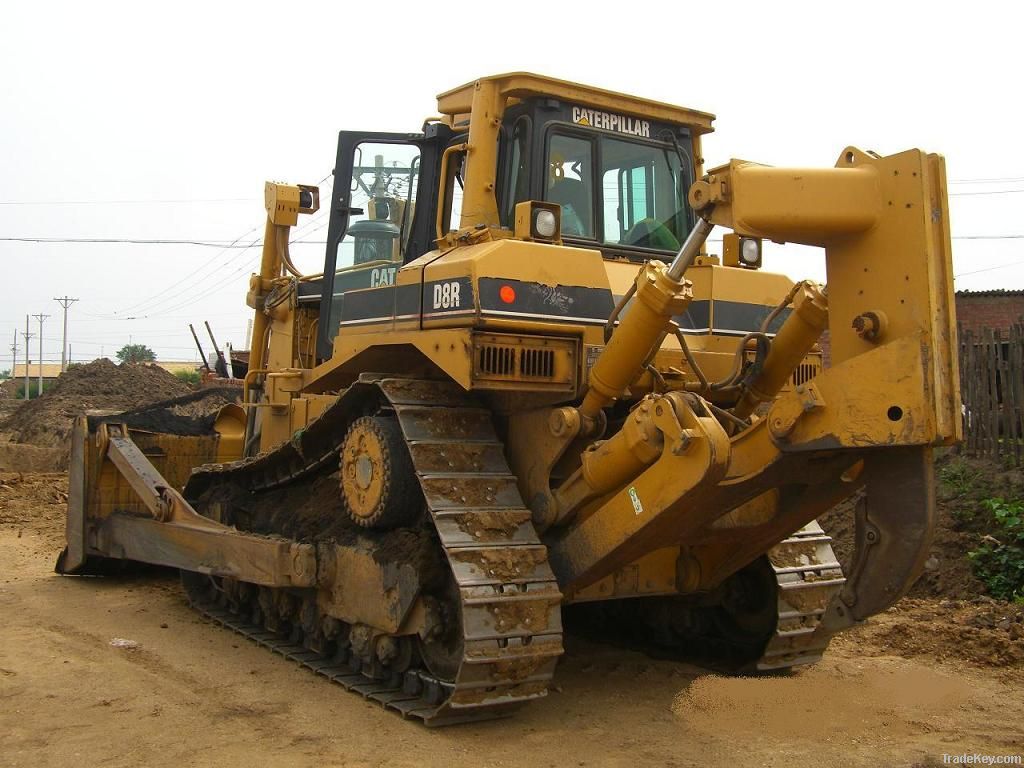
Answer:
835, 597, 1024, 668
1, 359, 192, 450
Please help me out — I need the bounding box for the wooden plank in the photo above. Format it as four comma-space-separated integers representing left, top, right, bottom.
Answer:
960, 327, 971, 455
965, 328, 976, 455
1008, 325, 1019, 466
989, 328, 1000, 462
1011, 321, 1019, 466
996, 328, 1004, 463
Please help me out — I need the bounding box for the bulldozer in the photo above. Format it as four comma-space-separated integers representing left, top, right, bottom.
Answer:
57, 73, 960, 725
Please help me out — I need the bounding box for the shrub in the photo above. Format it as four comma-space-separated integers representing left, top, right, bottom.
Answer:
174, 369, 201, 386
14, 380, 55, 399
968, 498, 1024, 601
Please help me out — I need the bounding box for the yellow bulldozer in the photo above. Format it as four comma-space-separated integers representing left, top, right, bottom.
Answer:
57, 73, 960, 725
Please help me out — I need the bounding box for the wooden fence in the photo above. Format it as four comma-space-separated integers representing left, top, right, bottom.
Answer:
960, 323, 1024, 466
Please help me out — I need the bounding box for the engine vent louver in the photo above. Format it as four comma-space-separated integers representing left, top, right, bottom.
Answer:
477, 344, 557, 379
791, 362, 819, 387
471, 332, 575, 392
520, 348, 555, 378
479, 345, 516, 376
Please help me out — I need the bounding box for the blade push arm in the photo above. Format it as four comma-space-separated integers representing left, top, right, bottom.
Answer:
547, 148, 959, 607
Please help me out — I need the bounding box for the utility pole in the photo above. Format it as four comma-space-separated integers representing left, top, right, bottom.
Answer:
32, 313, 49, 395
10, 331, 17, 382
53, 296, 78, 372
21, 316, 33, 400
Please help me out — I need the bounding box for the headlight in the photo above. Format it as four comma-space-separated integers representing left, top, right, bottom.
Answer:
740, 237, 761, 266
534, 209, 557, 239
514, 201, 561, 242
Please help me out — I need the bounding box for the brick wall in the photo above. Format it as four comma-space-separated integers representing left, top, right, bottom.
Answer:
955, 292, 1024, 334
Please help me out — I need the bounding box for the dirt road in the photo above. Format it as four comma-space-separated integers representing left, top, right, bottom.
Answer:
2, 475, 1023, 768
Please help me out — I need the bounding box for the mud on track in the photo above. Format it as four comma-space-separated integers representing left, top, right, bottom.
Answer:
1, 473, 1023, 768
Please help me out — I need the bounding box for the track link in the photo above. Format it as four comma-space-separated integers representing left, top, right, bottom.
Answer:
759, 521, 846, 670
184, 376, 563, 725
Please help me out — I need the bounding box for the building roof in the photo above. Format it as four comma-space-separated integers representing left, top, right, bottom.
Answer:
10, 363, 63, 379
956, 289, 1024, 297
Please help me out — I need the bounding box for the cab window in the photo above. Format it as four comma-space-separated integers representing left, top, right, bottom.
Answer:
544, 129, 690, 253
546, 134, 595, 238
500, 117, 532, 227
340, 142, 420, 269
602, 136, 687, 250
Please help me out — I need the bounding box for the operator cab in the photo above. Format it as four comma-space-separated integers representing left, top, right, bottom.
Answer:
497, 99, 697, 262
309, 75, 713, 358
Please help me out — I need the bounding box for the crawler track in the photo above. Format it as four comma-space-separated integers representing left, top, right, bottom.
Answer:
184, 377, 563, 725
760, 522, 846, 670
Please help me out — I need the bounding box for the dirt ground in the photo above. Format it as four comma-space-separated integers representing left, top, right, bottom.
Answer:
1, 473, 1023, 768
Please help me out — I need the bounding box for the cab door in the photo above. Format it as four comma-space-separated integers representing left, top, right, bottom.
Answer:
317, 126, 450, 358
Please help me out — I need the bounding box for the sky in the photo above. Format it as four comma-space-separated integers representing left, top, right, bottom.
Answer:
2, 1, 1022, 369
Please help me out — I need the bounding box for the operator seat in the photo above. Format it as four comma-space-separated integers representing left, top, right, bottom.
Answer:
547, 178, 592, 237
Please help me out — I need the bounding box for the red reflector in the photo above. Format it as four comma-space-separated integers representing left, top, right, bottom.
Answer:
499, 285, 516, 304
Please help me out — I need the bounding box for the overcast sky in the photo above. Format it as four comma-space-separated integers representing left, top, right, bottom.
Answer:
3, 1, 1021, 368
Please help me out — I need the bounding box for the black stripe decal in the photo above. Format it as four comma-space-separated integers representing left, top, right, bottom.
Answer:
674, 300, 710, 331
479, 278, 614, 322
340, 285, 396, 324
713, 301, 792, 335
337, 277, 791, 335
340, 279, 474, 324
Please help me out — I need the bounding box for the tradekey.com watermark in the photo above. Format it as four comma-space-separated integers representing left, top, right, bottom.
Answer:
943, 755, 1022, 765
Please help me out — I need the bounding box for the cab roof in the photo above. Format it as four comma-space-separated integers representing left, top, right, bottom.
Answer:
436, 72, 715, 135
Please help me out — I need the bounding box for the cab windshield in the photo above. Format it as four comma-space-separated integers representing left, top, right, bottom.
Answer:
545, 132, 690, 252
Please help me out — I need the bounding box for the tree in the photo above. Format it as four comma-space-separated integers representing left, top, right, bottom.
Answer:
116, 344, 156, 363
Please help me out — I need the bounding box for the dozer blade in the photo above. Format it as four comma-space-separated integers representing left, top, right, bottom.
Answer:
823, 446, 936, 630
56, 414, 315, 588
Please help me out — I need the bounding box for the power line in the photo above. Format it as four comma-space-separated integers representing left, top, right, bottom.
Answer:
954, 260, 1024, 278
0, 197, 259, 206
96, 172, 334, 319
107, 225, 264, 317
952, 235, 1024, 240
0, 237, 264, 248
949, 176, 1024, 184
72, 310, 245, 323
950, 189, 1024, 197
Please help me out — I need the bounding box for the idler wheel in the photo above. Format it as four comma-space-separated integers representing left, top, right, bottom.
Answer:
340, 415, 417, 529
